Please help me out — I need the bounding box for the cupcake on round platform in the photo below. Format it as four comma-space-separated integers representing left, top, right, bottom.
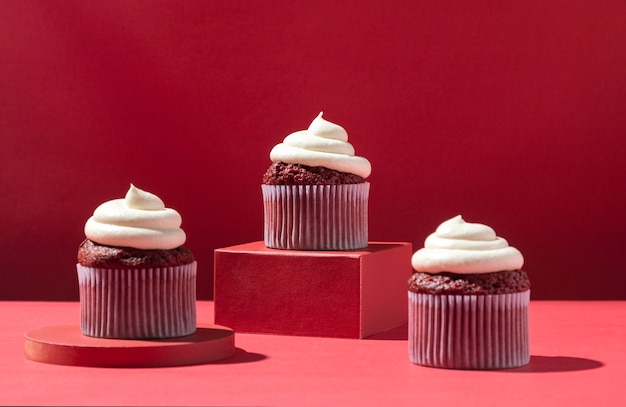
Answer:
262, 112, 371, 250
77, 184, 197, 339
408, 215, 530, 369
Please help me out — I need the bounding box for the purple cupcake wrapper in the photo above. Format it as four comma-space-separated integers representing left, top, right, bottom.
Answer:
408, 290, 530, 369
262, 183, 369, 250
77, 262, 197, 339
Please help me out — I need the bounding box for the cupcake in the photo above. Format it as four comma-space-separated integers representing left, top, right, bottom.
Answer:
262, 112, 371, 250
408, 215, 530, 369
77, 184, 197, 339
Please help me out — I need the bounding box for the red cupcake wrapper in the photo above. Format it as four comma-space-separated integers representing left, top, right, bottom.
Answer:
262, 183, 369, 250
77, 262, 197, 339
408, 290, 530, 369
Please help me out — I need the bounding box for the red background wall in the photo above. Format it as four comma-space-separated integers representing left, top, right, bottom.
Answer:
2, 1, 625, 300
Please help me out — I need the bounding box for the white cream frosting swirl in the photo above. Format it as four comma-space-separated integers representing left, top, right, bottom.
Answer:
84, 184, 186, 250
411, 215, 524, 274
269, 112, 372, 178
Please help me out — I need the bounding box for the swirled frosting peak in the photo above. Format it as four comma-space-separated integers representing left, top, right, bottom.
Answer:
411, 215, 524, 274
84, 184, 186, 250
269, 112, 372, 178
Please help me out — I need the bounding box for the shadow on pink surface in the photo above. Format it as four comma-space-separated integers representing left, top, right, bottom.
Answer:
210, 347, 267, 365
366, 324, 408, 340
503, 356, 603, 373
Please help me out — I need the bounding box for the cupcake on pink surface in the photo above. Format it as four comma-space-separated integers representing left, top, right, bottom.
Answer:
77, 184, 197, 339
262, 112, 371, 250
408, 215, 530, 369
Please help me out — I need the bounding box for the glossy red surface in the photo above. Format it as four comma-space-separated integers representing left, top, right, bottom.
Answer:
4, 300, 625, 406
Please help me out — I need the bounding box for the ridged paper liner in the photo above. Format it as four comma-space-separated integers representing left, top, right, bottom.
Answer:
77, 262, 197, 339
262, 182, 369, 250
408, 290, 530, 369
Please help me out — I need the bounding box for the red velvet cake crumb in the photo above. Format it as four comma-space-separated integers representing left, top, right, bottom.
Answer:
262, 162, 365, 185
408, 269, 530, 295
77, 239, 195, 269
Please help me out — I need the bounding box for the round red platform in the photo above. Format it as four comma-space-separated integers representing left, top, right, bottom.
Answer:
24, 323, 235, 367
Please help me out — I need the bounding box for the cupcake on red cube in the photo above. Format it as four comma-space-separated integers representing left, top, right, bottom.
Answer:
77, 184, 197, 339
408, 215, 530, 369
262, 112, 371, 250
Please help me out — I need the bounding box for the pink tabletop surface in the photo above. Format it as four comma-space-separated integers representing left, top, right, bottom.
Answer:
2, 300, 625, 406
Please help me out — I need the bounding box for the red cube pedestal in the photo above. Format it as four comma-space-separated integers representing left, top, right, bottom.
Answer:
214, 241, 412, 338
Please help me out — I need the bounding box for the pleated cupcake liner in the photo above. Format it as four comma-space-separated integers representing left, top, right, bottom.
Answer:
408, 290, 530, 369
261, 182, 369, 250
77, 262, 197, 339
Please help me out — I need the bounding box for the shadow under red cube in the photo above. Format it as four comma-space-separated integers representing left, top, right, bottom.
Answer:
214, 241, 412, 338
